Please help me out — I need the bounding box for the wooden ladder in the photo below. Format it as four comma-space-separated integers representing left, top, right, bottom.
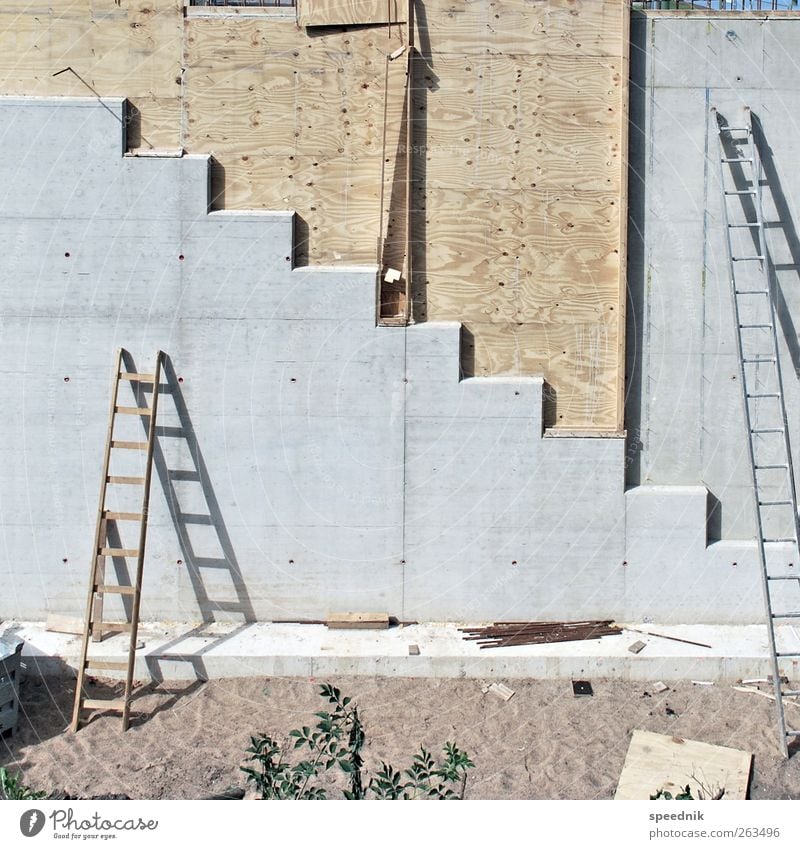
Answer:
71, 348, 164, 732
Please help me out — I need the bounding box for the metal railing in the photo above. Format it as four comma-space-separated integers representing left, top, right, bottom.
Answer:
632, 1, 798, 9
189, 1, 295, 7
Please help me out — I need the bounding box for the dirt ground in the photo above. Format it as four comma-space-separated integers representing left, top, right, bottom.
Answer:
2, 676, 799, 800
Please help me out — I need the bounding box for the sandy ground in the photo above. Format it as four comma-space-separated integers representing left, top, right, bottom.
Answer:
2, 675, 800, 800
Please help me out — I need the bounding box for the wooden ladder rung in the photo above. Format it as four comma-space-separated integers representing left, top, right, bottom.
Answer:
84, 660, 129, 671
98, 548, 139, 557
103, 511, 144, 521
95, 584, 137, 595
119, 373, 155, 382
115, 406, 153, 416
110, 440, 149, 450
93, 622, 132, 634
81, 698, 127, 711
106, 476, 145, 485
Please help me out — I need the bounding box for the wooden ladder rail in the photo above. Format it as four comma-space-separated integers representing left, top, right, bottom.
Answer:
70, 349, 164, 732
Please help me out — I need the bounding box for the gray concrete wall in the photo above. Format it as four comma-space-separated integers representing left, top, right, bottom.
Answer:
0, 76, 787, 625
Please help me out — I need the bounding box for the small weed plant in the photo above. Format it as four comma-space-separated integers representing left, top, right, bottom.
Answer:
0, 767, 45, 801
242, 683, 474, 800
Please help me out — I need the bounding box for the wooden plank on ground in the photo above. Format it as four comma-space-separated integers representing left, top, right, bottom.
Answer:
327, 612, 390, 630
614, 730, 752, 801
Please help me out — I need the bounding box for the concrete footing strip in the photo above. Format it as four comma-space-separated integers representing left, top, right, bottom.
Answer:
3, 621, 799, 683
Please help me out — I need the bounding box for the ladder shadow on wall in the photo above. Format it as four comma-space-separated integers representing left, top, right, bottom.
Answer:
624, 11, 648, 486
122, 352, 256, 697
750, 113, 800, 378
718, 112, 800, 377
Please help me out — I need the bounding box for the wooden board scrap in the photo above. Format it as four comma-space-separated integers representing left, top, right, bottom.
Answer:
487, 682, 515, 702
614, 730, 752, 801
326, 612, 390, 630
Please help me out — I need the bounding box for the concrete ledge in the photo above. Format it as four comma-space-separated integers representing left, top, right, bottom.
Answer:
3, 621, 798, 684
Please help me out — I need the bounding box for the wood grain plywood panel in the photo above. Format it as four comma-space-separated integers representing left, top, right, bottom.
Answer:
615, 731, 752, 801
299, 0, 406, 27
423, 0, 625, 59
461, 319, 619, 429
0, 1, 182, 150
185, 18, 406, 266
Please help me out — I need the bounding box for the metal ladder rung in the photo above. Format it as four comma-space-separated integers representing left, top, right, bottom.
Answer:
755, 464, 788, 470
721, 126, 751, 132
739, 324, 771, 329
733, 256, 765, 262
725, 190, 757, 195
751, 428, 784, 434
787, 730, 800, 738
763, 537, 796, 543
743, 357, 776, 363
776, 652, 800, 658
782, 690, 800, 698
767, 575, 800, 581
735, 290, 769, 295
759, 500, 792, 506
729, 223, 761, 228
721, 157, 753, 163
748, 393, 781, 399
771, 612, 800, 618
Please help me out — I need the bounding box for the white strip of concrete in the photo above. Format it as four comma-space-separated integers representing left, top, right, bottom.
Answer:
2, 621, 799, 683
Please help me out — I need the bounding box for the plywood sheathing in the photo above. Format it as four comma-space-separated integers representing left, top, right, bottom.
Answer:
299, 0, 406, 27
0, 2, 183, 151
0, 0, 628, 431
182, 1, 627, 428
184, 18, 408, 267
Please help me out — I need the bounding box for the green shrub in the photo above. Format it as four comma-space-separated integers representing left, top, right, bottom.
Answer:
0, 767, 45, 801
242, 684, 474, 800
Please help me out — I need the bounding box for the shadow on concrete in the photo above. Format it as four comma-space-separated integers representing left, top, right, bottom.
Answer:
293, 213, 310, 267
122, 352, 256, 692
459, 325, 476, 378
209, 156, 226, 211
751, 113, 800, 378
410, 0, 437, 324
624, 11, 648, 486
707, 490, 723, 543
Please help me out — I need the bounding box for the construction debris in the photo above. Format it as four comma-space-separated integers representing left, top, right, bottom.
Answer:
572, 680, 593, 698
623, 627, 712, 649
486, 682, 515, 702
408, 644, 420, 656
326, 613, 390, 630
734, 685, 800, 710
627, 640, 646, 654
652, 681, 669, 694
459, 620, 620, 649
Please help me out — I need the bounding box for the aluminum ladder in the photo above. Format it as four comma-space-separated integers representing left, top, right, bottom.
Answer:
716, 108, 800, 757
71, 348, 164, 732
